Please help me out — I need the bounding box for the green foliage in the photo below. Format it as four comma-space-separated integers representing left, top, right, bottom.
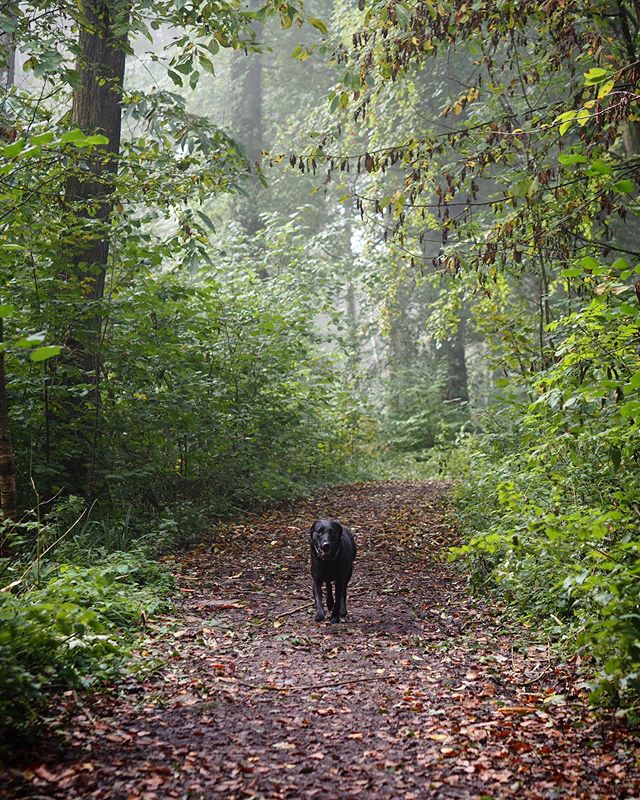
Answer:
318, 0, 640, 710
0, 553, 172, 731
384, 365, 468, 453
453, 266, 640, 703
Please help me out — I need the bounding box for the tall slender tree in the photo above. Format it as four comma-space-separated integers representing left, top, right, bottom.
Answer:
231, 14, 267, 278
0, 35, 17, 530
61, 0, 128, 492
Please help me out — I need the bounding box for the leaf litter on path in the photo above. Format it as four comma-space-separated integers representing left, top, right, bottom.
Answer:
2, 480, 640, 799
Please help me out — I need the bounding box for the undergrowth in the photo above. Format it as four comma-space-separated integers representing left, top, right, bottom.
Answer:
452, 403, 640, 710
0, 549, 173, 735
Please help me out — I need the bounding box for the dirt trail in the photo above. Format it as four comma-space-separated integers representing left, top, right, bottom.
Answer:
3, 481, 640, 799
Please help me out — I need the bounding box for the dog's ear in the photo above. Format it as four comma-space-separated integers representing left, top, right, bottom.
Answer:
309, 521, 319, 538
331, 520, 343, 539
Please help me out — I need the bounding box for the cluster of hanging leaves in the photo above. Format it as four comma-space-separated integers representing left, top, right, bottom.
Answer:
288, 0, 640, 704
281, 1, 640, 275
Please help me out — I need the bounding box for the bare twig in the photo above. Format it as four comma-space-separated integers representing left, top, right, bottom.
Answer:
522, 665, 553, 686
275, 603, 308, 620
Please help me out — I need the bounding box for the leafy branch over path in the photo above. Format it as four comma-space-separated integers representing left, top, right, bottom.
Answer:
3, 482, 640, 799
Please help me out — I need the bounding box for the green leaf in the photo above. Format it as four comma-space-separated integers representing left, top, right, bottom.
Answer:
612, 179, 635, 194
610, 445, 622, 472
611, 257, 629, 271
576, 108, 590, 127
291, 44, 310, 61
597, 79, 615, 99
199, 55, 214, 74
586, 160, 613, 175
2, 140, 26, 158
619, 400, 640, 418
558, 153, 588, 166
84, 134, 109, 146
580, 256, 599, 270
0, 304, 15, 318
30, 132, 54, 146
15, 333, 45, 348
59, 128, 86, 144
584, 67, 609, 84
309, 16, 328, 35
30, 345, 61, 362
561, 267, 583, 277
196, 210, 216, 232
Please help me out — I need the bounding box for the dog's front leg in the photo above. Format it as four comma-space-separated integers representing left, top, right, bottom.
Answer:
313, 577, 325, 622
330, 577, 343, 623
326, 581, 334, 612
340, 582, 348, 618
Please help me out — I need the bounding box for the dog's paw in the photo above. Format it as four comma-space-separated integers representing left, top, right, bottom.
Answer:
314, 611, 325, 622
330, 615, 341, 624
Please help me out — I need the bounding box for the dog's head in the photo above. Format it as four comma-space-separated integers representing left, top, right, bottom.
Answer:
310, 518, 342, 560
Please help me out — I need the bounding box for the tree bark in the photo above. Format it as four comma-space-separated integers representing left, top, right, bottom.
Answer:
0, 29, 15, 91
66, 0, 127, 303
438, 319, 469, 403
61, 0, 128, 492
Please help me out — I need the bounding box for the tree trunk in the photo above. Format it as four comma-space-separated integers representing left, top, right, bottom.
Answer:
231, 18, 266, 277
61, 0, 127, 492
0, 320, 17, 540
438, 319, 469, 403
0, 29, 15, 91
66, 0, 127, 305
0, 33, 18, 544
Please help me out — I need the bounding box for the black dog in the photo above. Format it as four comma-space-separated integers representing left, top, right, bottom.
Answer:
309, 518, 356, 624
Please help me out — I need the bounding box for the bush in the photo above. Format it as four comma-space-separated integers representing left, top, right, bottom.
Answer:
0, 553, 172, 732
453, 403, 640, 706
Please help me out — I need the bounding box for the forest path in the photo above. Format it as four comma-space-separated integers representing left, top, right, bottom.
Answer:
5, 481, 640, 799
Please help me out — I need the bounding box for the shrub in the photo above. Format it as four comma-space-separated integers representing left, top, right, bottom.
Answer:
0, 553, 172, 731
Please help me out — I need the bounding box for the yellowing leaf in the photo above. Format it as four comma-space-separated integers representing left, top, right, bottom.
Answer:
308, 17, 328, 35
598, 79, 615, 99
576, 108, 590, 126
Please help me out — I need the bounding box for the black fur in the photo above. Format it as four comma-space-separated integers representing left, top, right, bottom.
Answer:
309, 518, 356, 624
